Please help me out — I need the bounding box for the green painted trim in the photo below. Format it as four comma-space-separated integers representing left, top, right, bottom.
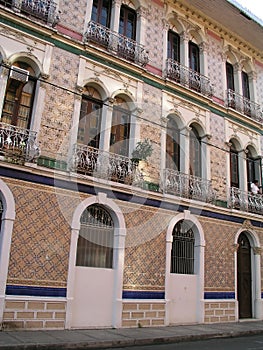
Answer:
37, 156, 67, 171
215, 199, 228, 208
1, 16, 262, 134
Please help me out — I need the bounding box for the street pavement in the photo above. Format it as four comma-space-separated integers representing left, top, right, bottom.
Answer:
1, 320, 263, 349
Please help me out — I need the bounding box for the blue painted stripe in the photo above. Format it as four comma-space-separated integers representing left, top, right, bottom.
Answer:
122, 290, 165, 299
6, 285, 67, 297
204, 292, 235, 299
1, 165, 263, 227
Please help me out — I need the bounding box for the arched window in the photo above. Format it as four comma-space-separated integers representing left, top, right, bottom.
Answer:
230, 143, 239, 188
171, 220, 195, 274
226, 62, 235, 91
1, 61, 37, 129
119, 5, 136, 40
77, 86, 102, 148
246, 148, 261, 191
168, 30, 180, 62
166, 117, 180, 170
189, 126, 201, 177
189, 41, 200, 73
91, 0, 112, 28
76, 204, 114, 268
110, 97, 131, 156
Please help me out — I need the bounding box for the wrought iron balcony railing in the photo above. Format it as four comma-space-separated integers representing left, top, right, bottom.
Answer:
166, 59, 213, 97
0, 122, 40, 163
162, 168, 216, 203
0, 0, 59, 26
71, 144, 144, 186
84, 21, 149, 67
226, 89, 263, 122
228, 187, 263, 214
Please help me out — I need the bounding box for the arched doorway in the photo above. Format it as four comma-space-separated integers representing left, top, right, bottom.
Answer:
237, 232, 252, 318
66, 193, 126, 329
165, 210, 205, 325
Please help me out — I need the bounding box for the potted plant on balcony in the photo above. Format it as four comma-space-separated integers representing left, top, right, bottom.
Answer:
131, 138, 153, 165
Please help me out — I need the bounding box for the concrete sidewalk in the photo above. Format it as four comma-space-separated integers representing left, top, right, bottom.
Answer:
1, 320, 263, 350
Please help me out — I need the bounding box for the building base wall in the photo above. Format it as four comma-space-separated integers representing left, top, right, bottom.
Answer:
2, 297, 66, 330
204, 300, 237, 323
122, 301, 166, 328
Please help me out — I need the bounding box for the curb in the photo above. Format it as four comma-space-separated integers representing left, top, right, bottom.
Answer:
2, 328, 263, 350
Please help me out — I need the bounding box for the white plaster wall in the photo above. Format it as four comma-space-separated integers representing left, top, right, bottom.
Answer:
71, 267, 114, 328
167, 274, 198, 324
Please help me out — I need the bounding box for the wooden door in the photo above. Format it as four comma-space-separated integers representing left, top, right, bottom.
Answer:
237, 233, 252, 319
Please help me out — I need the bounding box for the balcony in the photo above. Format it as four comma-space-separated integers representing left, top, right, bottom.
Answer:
84, 21, 149, 67
162, 168, 216, 203
228, 187, 263, 214
0, 0, 59, 26
226, 89, 263, 122
0, 122, 39, 164
166, 59, 213, 98
71, 144, 145, 186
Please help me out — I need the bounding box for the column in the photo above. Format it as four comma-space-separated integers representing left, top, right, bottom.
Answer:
200, 134, 211, 180
68, 92, 82, 169
180, 31, 189, 67
160, 117, 167, 173
100, 97, 114, 153
248, 71, 257, 102
234, 62, 243, 96
0, 217, 15, 325
162, 19, 170, 73
65, 228, 79, 329
0, 65, 9, 115
112, 228, 126, 328
253, 247, 262, 319
136, 6, 148, 46
239, 149, 248, 192
110, 0, 121, 32
181, 126, 191, 175
129, 108, 142, 158
199, 42, 208, 76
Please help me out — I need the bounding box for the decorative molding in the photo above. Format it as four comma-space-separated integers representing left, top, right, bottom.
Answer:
253, 247, 262, 255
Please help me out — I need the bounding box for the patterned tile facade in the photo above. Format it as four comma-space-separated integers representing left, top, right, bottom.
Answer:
207, 33, 224, 101
38, 48, 77, 159
58, 0, 87, 34
209, 112, 228, 200
5, 179, 80, 288
145, 2, 164, 69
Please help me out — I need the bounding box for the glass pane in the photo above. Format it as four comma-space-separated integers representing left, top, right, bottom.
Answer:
168, 31, 180, 62
171, 220, 195, 274
76, 205, 114, 268
77, 93, 102, 148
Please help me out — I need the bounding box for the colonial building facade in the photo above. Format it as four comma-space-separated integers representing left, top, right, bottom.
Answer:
0, 0, 263, 330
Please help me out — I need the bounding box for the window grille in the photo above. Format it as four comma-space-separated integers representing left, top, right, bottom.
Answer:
76, 205, 114, 268
171, 220, 195, 274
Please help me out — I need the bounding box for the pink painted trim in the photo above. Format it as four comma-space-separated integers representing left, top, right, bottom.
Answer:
146, 64, 162, 77
57, 25, 83, 41
212, 96, 224, 105
151, 0, 164, 7
207, 29, 222, 42
255, 60, 263, 68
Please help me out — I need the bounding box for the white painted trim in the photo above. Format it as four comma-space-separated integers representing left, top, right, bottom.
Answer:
66, 192, 126, 329
165, 210, 205, 325
0, 179, 15, 326
234, 227, 261, 320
